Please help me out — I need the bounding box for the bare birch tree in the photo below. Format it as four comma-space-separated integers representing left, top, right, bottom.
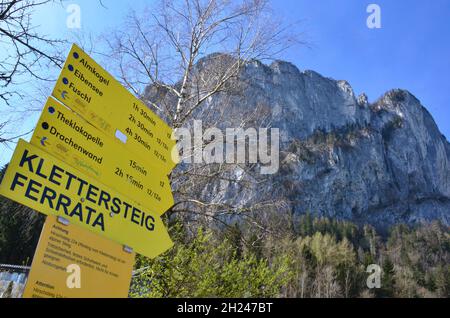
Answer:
105, 0, 301, 235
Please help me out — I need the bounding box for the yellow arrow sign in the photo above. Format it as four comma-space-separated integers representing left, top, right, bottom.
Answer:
52, 44, 178, 174
0, 139, 173, 259
31, 97, 174, 216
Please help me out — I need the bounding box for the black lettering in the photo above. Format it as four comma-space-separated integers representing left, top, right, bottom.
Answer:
76, 177, 88, 196
145, 215, 155, 231
25, 179, 42, 202
111, 197, 121, 214
86, 184, 99, 204
140, 212, 146, 227
69, 203, 83, 222
85, 206, 96, 224
123, 201, 132, 219
131, 208, 141, 225
40, 187, 57, 209
98, 191, 111, 211
92, 213, 105, 232
56, 194, 72, 215
19, 150, 38, 172
64, 171, 77, 190
35, 159, 48, 179
10, 173, 27, 191
49, 165, 64, 186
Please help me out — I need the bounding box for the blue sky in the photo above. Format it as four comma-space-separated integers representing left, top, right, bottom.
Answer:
272, 0, 450, 139
0, 0, 449, 165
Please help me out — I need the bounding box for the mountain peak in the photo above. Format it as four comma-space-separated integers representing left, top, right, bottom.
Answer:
148, 56, 450, 228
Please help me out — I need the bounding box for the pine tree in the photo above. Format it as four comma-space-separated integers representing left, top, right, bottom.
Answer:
377, 258, 395, 298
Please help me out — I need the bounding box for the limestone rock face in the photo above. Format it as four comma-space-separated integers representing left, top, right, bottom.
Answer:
147, 57, 450, 228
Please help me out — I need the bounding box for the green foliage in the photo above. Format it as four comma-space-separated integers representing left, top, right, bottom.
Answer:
129, 216, 449, 298
130, 224, 291, 298
385, 222, 450, 297
0, 170, 447, 299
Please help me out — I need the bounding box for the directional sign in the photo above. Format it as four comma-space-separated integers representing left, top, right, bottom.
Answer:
31, 97, 174, 216
23, 215, 134, 298
0, 139, 173, 259
52, 44, 178, 174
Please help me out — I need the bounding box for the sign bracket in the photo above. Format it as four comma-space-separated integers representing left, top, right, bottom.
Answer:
123, 245, 133, 254
57, 216, 70, 226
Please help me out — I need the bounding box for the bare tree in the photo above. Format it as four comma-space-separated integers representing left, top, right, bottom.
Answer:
105, 0, 300, 234
0, 0, 67, 147
106, 0, 297, 125
0, 0, 65, 104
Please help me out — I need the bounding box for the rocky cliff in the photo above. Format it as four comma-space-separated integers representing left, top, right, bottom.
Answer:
148, 57, 450, 229
253, 60, 450, 227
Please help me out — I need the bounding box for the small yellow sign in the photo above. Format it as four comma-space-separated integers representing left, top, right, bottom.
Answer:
0, 139, 173, 259
52, 44, 178, 174
31, 97, 174, 216
23, 215, 135, 298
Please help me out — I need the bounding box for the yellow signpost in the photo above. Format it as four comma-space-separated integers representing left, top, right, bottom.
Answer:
31, 97, 174, 215
52, 44, 178, 174
0, 43, 179, 298
0, 139, 173, 259
23, 215, 135, 298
